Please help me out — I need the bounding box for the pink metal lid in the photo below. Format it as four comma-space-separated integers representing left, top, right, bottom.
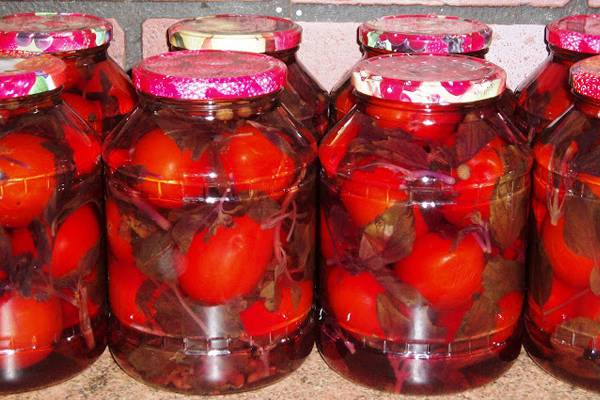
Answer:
133, 50, 287, 101
570, 55, 600, 99
0, 12, 112, 54
351, 54, 505, 104
546, 14, 600, 54
358, 15, 492, 55
167, 14, 302, 53
0, 54, 66, 99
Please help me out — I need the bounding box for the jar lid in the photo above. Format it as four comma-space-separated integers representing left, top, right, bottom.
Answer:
546, 14, 600, 54
167, 14, 302, 53
0, 55, 66, 99
133, 50, 286, 101
358, 15, 492, 54
0, 12, 112, 53
569, 55, 600, 99
351, 54, 505, 104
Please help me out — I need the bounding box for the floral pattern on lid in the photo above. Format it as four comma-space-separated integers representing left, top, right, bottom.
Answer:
0, 54, 66, 99
167, 14, 302, 53
358, 15, 492, 54
351, 54, 505, 104
133, 50, 287, 101
546, 14, 600, 54
570, 55, 600, 100
0, 12, 112, 53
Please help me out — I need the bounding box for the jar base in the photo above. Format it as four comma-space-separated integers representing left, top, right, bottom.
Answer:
0, 312, 108, 394
109, 315, 314, 395
524, 318, 600, 393
317, 318, 521, 395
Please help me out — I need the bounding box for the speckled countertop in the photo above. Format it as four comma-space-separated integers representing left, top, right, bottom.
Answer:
5, 348, 598, 400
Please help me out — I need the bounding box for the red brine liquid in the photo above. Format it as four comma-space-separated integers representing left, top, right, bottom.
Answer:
318, 54, 531, 394
0, 55, 106, 393
0, 13, 138, 139
105, 50, 316, 394
525, 55, 600, 392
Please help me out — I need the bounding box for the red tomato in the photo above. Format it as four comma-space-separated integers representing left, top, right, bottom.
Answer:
341, 165, 407, 228
83, 61, 136, 115
49, 204, 100, 278
62, 123, 101, 177
240, 280, 313, 337
542, 216, 594, 288
502, 239, 524, 261
528, 61, 571, 122
10, 228, 38, 257
180, 215, 274, 305
577, 292, 600, 321
493, 291, 523, 343
319, 119, 360, 177
0, 269, 6, 281
532, 199, 547, 233
435, 299, 473, 342
106, 199, 134, 265
333, 84, 354, 122
442, 138, 505, 227
131, 128, 209, 209
365, 104, 462, 141
0, 133, 56, 228
62, 92, 104, 134
105, 148, 130, 170
326, 265, 386, 339
0, 293, 62, 369
219, 124, 295, 199
527, 278, 579, 333
60, 271, 101, 329
109, 260, 150, 329
395, 233, 485, 310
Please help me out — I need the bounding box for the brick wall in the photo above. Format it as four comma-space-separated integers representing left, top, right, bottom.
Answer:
0, 0, 595, 91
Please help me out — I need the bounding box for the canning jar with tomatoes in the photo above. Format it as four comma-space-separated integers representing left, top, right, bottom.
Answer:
104, 50, 316, 394
514, 14, 600, 143
525, 55, 600, 392
0, 12, 137, 139
167, 14, 328, 140
0, 55, 106, 393
329, 15, 493, 126
318, 54, 531, 394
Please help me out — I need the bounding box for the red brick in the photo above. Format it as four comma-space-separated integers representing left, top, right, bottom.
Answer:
107, 18, 126, 67
142, 18, 176, 59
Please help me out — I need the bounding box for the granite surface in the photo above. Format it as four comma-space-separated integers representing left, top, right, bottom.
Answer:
5, 348, 598, 400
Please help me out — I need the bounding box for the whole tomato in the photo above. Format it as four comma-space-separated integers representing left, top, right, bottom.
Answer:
240, 280, 313, 337
326, 265, 385, 339
180, 215, 274, 305
219, 124, 295, 199
319, 119, 359, 178
394, 232, 485, 310
442, 138, 505, 227
62, 93, 104, 134
542, 216, 594, 288
62, 123, 101, 177
49, 204, 100, 279
109, 260, 150, 329
106, 199, 134, 265
493, 291, 523, 343
527, 278, 579, 334
0, 133, 56, 228
0, 293, 62, 369
131, 128, 210, 209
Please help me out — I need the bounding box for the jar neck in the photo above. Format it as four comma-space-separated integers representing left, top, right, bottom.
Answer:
574, 92, 600, 119
169, 45, 299, 64
138, 91, 280, 120
548, 45, 593, 63
360, 45, 489, 59
55, 44, 109, 66
0, 90, 62, 115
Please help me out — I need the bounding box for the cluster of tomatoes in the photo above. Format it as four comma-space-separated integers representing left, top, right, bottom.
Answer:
105, 122, 314, 340
319, 104, 528, 346
0, 109, 104, 373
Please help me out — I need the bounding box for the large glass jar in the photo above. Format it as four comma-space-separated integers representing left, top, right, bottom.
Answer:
526, 55, 600, 392
105, 50, 316, 394
330, 15, 492, 125
318, 54, 531, 394
514, 14, 600, 142
0, 55, 105, 393
167, 14, 328, 140
0, 12, 138, 139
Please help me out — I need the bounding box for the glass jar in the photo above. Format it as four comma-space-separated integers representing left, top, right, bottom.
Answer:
167, 14, 328, 140
0, 12, 138, 139
104, 50, 316, 394
525, 55, 600, 392
330, 14, 492, 125
514, 14, 600, 142
318, 54, 531, 394
0, 55, 105, 393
